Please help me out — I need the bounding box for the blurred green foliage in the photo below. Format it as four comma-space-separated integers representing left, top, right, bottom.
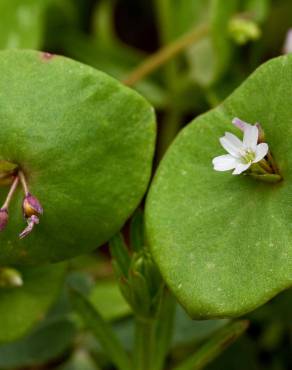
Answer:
0, 0, 291, 369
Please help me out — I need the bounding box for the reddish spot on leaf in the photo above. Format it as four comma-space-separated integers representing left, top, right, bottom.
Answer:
41, 52, 55, 61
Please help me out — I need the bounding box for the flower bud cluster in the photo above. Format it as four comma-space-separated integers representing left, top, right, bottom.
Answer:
110, 212, 162, 319
0, 171, 43, 238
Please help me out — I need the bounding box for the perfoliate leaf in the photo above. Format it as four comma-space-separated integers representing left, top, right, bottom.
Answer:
146, 55, 292, 318
0, 49, 156, 265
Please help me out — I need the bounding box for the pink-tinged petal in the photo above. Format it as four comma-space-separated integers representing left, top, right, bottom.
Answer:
253, 143, 269, 163
243, 125, 258, 150
232, 117, 252, 132
19, 215, 39, 239
232, 162, 251, 175
219, 133, 243, 157
283, 29, 292, 54
213, 154, 237, 171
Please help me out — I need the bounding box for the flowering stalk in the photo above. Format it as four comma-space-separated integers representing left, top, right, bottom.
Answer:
19, 171, 43, 239
0, 176, 19, 231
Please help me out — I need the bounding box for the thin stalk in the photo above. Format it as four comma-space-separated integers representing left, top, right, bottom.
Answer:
19, 171, 29, 195
173, 320, 249, 370
249, 163, 267, 175
153, 0, 192, 159
151, 290, 176, 370
133, 317, 155, 370
123, 23, 209, 87
267, 152, 280, 174
157, 108, 182, 160
1, 176, 19, 210
154, 0, 177, 89
258, 159, 273, 173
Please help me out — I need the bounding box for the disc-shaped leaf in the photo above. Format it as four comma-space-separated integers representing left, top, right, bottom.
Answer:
0, 263, 65, 342
146, 55, 292, 318
0, 49, 155, 264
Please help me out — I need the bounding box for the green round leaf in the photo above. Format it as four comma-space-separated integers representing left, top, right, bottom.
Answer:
0, 263, 66, 342
0, 49, 155, 264
146, 55, 292, 318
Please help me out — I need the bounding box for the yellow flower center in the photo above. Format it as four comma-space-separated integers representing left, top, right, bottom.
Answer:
242, 149, 255, 164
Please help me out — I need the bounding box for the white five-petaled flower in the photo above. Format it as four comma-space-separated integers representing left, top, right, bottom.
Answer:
212, 119, 269, 175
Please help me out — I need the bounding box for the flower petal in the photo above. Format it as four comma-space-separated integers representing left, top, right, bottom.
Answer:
283, 28, 292, 54
219, 133, 243, 157
232, 162, 251, 175
232, 117, 252, 132
243, 125, 258, 150
225, 132, 244, 148
212, 154, 238, 171
253, 143, 269, 163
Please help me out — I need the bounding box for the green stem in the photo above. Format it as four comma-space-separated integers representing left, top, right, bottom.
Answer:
249, 173, 282, 183
123, 23, 209, 87
70, 288, 131, 370
157, 107, 182, 160
154, 0, 187, 159
154, 0, 177, 89
249, 163, 267, 175
1, 176, 19, 209
205, 88, 221, 108
151, 290, 176, 370
173, 320, 249, 370
133, 317, 155, 370
258, 159, 272, 173
267, 152, 280, 174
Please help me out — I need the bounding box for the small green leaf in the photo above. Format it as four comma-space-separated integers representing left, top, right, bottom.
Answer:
0, 160, 18, 185
0, 160, 18, 174
110, 234, 131, 278
0, 263, 66, 342
0, 49, 156, 265
146, 55, 292, 318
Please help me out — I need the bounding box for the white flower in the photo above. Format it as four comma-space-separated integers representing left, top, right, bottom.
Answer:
283, 28, 292, 54
212, 122, 269, 175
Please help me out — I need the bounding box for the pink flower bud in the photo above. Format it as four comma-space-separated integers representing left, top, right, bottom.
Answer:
22, 193, 43, 218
